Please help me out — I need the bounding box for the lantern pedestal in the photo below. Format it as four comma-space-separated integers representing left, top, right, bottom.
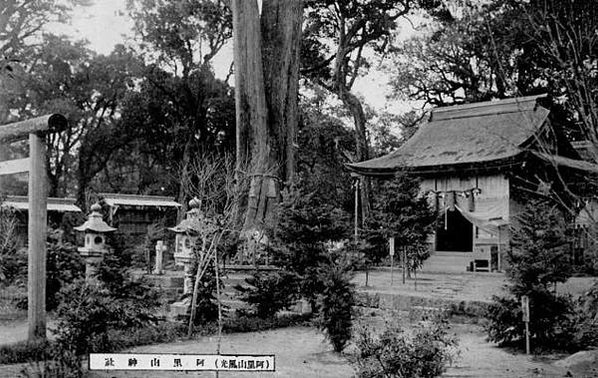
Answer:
78, 249, 105, 281
174, 254, 195, 295
168, 253, 194, 319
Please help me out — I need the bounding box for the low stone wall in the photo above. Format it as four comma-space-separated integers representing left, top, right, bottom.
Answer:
355, 290, 490, 318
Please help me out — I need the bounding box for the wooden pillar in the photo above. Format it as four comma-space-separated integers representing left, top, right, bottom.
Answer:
0, 114, 66, 342
28, 132, 47, 341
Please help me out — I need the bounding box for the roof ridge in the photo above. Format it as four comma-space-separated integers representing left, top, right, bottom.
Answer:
5, 195, 76, 204
99, 192, 176, 201
432, 94, 547, 117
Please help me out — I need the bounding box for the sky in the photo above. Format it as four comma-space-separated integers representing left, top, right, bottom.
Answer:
46, 0, 417, 114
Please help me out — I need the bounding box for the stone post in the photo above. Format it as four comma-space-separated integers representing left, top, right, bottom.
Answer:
154, 240, 166, 275
183, 263, 194, 295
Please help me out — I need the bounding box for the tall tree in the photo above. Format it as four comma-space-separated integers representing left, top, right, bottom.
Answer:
0, 1, 85, 195
0, 0, 87, 122
232, 0, 302, 232
126, 0, 235, 208
301, 0, 443, 219
97, 64, 235, 197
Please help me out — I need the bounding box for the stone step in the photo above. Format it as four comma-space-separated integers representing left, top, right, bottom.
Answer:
422, 252, 472, 273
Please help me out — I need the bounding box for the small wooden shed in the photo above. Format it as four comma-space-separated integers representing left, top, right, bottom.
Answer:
2, 196, 82, 247
100, 193, 181, 237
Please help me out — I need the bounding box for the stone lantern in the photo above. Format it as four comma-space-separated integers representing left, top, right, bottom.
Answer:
74, 202, 116, 280
169, 197, 202, 295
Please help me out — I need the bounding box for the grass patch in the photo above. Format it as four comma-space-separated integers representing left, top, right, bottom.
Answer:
0, 339, 52, 365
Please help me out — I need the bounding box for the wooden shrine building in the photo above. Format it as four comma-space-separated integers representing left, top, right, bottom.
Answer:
100, 193, 181, 238
348, 95, 598, 272
2, 196, 82, 247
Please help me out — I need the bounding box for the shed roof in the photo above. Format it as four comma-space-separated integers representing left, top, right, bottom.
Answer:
100, 193, 181, 208
348, 95, 550, 175
3, 196, 81, 212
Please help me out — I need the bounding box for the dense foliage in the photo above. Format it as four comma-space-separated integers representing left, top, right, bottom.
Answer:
0, 199, 23, 283
52, 238, 161, 359
180, 259, 221, 326
353, 315, 458, 377
266, 184, 350, 310
316, 258, 355, 352
12, 232, 85, 311
235, 271, 298, 318
507, 200, 574, 295
484, 200, 598, 352
360, 175, 436, 270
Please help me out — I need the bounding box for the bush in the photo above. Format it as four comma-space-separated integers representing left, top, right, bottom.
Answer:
52, 243, 161, 357
353, 315, 458, 378
485, 290, 574, 351
235, 271, 299, 318
15, 233, 85, 311
20, 348, 83, 378
567, 281, 598, 350
0, 339, 51, 365
178, 260, 221, 325
507, 200, 573, 295
45, 240, 85, 310
0, 203, 22, 283
362, 175, 436, 270
317, 259, 355, 352
484, 200, 582, 352
0, 247, 26, 285
54, 280, 146, 356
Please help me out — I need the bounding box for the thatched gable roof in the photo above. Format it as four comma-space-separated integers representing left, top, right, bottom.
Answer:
348, 95, 550, 175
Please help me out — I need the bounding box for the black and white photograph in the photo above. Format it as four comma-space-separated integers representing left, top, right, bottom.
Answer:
1, 0, 598, 376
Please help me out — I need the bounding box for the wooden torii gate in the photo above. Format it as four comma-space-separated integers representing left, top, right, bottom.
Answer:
0, 114, 67, 341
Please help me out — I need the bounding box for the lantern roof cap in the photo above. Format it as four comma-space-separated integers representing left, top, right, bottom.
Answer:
74, 202, 117, 233
169, 197, 202, 233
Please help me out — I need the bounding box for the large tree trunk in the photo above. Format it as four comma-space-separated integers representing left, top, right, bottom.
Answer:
233, 0, 276, 232
261, 0, 302, 185
233, 0, 302, 233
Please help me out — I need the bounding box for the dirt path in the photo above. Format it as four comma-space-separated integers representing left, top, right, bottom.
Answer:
54, 324, 572, 378
445, 324, 569, 377
87, 327, 353, 378
0, 322, 580, 377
